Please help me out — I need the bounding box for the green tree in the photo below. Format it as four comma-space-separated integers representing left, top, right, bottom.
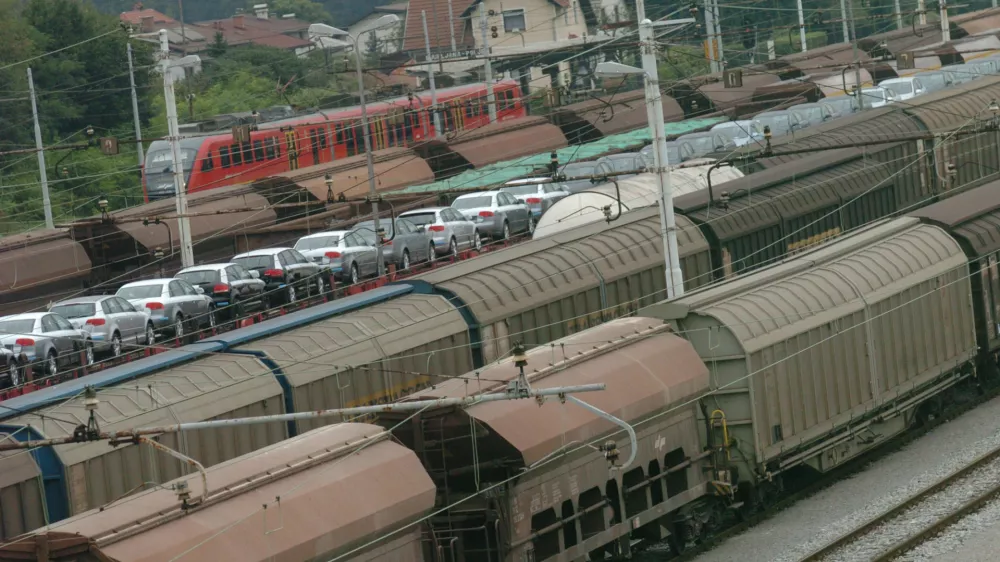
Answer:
269, 0, 333, 23
207, 31, 229, 57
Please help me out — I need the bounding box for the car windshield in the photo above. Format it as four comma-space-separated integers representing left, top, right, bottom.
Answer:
796, 107, 822, 121
49, 303, 96, 319
561, 164, 596, 177
682, 136, 715, 153
757, 114, 791, 130
863, 89, 886, 101
645, 144, 684, 163
233, 256, 273, 270
401, 212, 437, 226
610, 157, 636, 172
887, 81, 912, 94
453, 196, 493, 209
177, 270, 219, 285
146, 148, 198, 172
0, 319, 35, 335
117, 285, 164, 299
294, 235, 341, 251
500, 185, 540, 196
354, 221, 394, 238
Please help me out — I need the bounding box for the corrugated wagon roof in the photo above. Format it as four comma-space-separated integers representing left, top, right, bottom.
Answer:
57, 424, 435, 562
2, 353, 280, 466
664, 219, 965, 352
408, 207, 708, 325
910, 177, 1000, 257
237, 294, 467, 387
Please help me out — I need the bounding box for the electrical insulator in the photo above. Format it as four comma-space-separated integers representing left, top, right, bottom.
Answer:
491, 25, 498, 39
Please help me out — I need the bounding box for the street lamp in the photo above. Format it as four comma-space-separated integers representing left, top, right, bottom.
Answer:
311, 14, 400, 277
596, 34, 687, 298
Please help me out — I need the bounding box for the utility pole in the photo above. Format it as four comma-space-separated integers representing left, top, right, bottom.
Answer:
480, 4, 498, 123
27, 68, 54, 230
894, 0, 903, 29
421, 11, 443, 137
351, 32, 384, 276
847, 0, 864, 110
127, 43, 146, 185
703, 0, 719, 73
940, 1, 951, 43
447, 0, 458, 53
918, 0, 927, 25
636, 1, 686, 298
795, 0, 807, 52
712, 0, 724, 69
160, 29, 194, 267
840, 0, 850, 43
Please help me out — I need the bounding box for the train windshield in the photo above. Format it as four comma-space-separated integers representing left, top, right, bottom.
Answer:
145, 147, 198, 199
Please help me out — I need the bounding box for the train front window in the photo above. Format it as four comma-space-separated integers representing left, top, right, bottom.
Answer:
145, 147, 198, 197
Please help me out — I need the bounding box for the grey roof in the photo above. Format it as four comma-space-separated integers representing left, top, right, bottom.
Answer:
236, 294, 468, 387
910, 177, 1000, 257
2, 353, 281, 466
655, 218, 965, 352
410, 207, 709, 325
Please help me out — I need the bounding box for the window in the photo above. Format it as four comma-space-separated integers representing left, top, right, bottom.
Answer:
253, 140, 265, 162
115, 298, 136, 312
503, 8, 526, 32
335, 124, 344, 144
41, 315, 60, 333
168, 281, 184, 298
100, 300, 113, 315
265, 138, 276, 160
242, 142, 252, 163
53, 315, 74, 331
290, 250, 308, 263
319, 128, 328, 148
277, 251, 290, 267
220, 146, 231, 168
231, 144, 242, 166
200, 151, 214, 172
105, 298, 126, 314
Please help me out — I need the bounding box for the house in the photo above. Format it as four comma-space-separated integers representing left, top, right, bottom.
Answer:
120, 3, 314, 57
345, 3, 408, 54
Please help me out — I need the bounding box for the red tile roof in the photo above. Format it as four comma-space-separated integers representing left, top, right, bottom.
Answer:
119, 8, 176, 26
402, 0, 476, 53
188, 16, 312, 51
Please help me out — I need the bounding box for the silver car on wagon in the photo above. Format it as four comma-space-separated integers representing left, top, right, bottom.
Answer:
49, 295, 153, 357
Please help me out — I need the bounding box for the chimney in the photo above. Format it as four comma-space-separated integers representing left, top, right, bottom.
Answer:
234, 14, 245, 29
140, 15, 155, 33
133, 2, 143, 10
254, 3, 269, 19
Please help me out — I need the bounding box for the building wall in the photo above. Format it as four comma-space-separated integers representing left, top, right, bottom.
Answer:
348, 13, 405, 54
473, 0, 588, 50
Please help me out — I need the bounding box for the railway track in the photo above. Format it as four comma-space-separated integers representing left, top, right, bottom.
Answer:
797, 442, 1000, 562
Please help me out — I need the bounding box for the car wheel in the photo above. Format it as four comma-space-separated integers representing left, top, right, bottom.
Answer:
528, 216, 535, 235
7, 360, 19, 388
449, 237, 458, 258
350, 263, 360, 285
110, 331, 122, 357
502, 221, 510, 240
401, 250, 411, 270
145, 323, 155, 345
84, 342, 95, 366
46, 350, 57, 378
174, 315, 185, 339
474, 231, 482, 252
287, 284, 298, 304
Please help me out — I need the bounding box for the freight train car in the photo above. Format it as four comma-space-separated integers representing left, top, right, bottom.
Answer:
51, 423, 436, 562
23, 180, 1000, 561
639, 216, 978, 500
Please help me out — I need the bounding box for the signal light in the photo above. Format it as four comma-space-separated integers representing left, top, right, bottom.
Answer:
526, 197, 542, 204
428, 225, 446, 232
325, 251, 342, 258
85, 318, 106, 326
479, 211, 495, 217
145, 302, 165, 310
213, 284, 230, 294
263, 269, 283, 278
15, 338, 34, 346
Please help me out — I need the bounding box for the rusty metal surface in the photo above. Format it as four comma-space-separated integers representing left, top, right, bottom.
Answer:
904, 75, 1000, 130
0, 532, 118, 562
252, 148, 434, 204
909, 177, 1000, 257
697, 73, 782, 110
56, 424, 434, 562
108, 184, 276, 252
441, 116, 568, 167
0, 229, 91, 295
405, 317, 710, 466
553, 90, 685, 137
953, 7, 1000, 35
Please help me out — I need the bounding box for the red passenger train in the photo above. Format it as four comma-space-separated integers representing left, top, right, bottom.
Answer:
143, 80, 527, 200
